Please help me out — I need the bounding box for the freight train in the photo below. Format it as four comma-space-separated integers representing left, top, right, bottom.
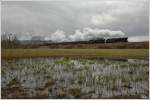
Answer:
43, 37, 128, 46
106, 37, 128, 43
86, 37, 128, 44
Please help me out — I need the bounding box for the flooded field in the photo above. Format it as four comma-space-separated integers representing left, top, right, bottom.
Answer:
1, 57, 149, 99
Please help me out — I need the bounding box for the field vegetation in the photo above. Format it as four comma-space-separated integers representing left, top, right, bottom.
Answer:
1, 58, 149, 99
2, 49, 148, 59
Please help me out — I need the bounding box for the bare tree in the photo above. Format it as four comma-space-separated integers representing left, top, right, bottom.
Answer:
1, 33, 20, 48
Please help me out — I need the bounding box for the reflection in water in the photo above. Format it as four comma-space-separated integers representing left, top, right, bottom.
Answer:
128, 59, 149, 65
1, 58, 149, 99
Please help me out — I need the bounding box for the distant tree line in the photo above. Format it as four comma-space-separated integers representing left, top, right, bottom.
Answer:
1, 33, 20, 49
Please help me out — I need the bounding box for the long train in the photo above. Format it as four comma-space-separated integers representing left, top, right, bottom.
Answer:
44, 37, 128, 45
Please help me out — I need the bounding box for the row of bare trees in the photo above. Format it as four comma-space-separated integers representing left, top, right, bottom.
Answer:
1, 33, 20, 48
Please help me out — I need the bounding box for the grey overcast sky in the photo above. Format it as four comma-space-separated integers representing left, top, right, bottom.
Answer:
1, 0, 149, 42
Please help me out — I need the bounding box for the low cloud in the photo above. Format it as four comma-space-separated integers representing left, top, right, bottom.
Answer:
40, 27, 125, 42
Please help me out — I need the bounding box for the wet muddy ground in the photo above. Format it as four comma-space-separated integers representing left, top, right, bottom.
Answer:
1, 58, 149, 99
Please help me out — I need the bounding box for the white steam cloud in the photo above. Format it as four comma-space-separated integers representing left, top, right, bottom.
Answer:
48, 30, 68, 42
9, 27, 125, 42
48, 27, 125, 42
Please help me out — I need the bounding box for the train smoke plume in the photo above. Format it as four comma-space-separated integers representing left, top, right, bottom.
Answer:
49, 27, 125, 42
7, 27, 125, 42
